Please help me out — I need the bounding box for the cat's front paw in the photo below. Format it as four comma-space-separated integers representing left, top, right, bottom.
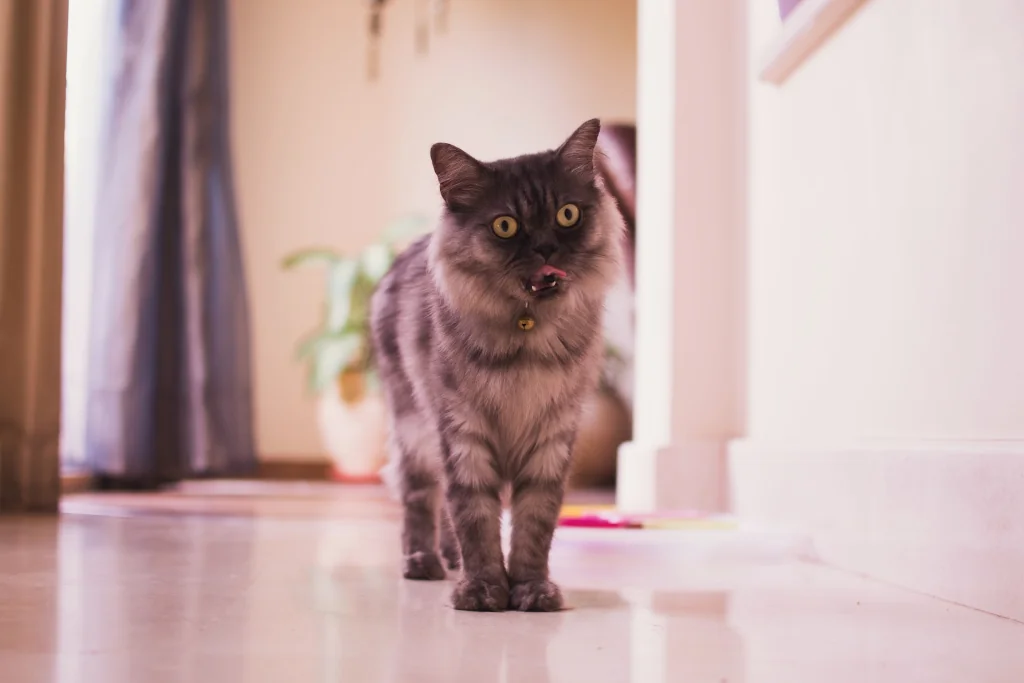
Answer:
509, 580, 564, 612
451, 575, 509, 611
403, 552, 446, 581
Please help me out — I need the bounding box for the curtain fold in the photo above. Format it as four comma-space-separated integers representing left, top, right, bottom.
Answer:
0, 0, 69, 512
83, 0, 255, 484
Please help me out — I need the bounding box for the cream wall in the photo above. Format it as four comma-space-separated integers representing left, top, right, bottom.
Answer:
229, 0, 637, 459
747, 0, 1024, 441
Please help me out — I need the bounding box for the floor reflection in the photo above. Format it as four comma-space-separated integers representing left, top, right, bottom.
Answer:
312, 521, 743, 683
0, 487, 1018, 682
54, 514, 260, 682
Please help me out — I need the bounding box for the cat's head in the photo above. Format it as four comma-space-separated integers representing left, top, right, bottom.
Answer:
428, 119, 623, 316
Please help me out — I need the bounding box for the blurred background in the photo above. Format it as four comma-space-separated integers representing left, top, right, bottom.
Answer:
226, 0, 638, 473
58, 0, 639, 490
2, 0, 1023, 632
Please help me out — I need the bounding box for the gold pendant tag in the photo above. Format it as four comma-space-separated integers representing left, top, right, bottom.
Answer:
517, 315, 535, 331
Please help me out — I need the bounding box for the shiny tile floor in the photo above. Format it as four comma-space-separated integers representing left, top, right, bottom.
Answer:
2, 482, 1022, 682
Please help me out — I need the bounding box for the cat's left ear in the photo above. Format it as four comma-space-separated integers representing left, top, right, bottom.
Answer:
557, 118, 601, 182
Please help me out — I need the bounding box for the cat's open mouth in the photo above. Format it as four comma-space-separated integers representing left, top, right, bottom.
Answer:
525, 265, 567, 299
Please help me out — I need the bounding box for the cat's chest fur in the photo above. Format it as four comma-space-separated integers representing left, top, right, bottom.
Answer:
438, 310, 602, 461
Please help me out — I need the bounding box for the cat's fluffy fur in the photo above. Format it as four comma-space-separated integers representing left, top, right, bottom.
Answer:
369, 120, 623, 611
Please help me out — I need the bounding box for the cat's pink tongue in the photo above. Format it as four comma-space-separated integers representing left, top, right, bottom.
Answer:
533, 265, 567, 281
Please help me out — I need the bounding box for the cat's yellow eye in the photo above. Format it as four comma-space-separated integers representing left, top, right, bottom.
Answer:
492, 215, 519, 239
556, 203, 581, 228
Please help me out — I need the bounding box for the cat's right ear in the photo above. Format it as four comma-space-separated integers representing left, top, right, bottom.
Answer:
557, 118, 601, 182
430, 143, 487, 210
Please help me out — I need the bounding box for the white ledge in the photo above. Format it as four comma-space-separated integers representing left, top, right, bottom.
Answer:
759, 0, 872, 85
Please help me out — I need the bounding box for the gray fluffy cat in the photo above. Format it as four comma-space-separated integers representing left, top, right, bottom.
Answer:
369, 119, 623, 612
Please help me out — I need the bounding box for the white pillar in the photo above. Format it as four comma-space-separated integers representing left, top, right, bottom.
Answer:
618, 0, 747, 513
616, 0, 677, 513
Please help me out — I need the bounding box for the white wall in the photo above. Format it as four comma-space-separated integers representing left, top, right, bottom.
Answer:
735, 0, 1024, 622
747, 0, 1024, 442
671, 0, 747, 445
229, 0, 637, 459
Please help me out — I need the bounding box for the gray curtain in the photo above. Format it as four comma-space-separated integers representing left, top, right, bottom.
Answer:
84, 0, 255, 485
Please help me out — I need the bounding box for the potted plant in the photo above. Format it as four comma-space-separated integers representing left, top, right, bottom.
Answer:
282, 216, 428, 482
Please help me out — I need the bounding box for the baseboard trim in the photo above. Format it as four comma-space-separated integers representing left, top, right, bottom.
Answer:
616, 439, 728, 513
59, 458, 337, 493
61, 470, 94, 494
729, 439, 1024, 622
255, 459, 333, 481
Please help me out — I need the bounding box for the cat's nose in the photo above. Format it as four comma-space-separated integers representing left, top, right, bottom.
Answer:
533, 243, 557, 260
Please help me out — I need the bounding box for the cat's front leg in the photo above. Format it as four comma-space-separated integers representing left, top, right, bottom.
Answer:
507, 442, 572, 612
441, 429, 508, 611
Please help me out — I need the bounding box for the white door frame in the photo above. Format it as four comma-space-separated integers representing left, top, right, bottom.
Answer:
617, 0, 748, 514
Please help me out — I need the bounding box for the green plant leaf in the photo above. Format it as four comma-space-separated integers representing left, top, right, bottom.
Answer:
360, 243, 394, 282
281, 248, 341, 270
285, 217, 429, 395
344, 271, 377, 330
325, 259, 360, 332
604, 341, 624, 362
600, 338, 628, 391
295, 329, 330, 360
310, 332, 364, 393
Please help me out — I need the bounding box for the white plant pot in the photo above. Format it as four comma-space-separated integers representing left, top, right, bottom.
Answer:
316, 383, 388, 483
